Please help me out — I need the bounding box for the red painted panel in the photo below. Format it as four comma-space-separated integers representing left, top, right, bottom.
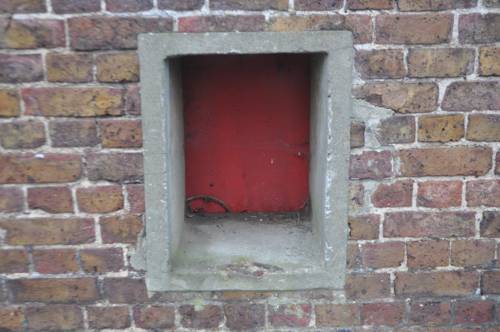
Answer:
183, 54, 310, 213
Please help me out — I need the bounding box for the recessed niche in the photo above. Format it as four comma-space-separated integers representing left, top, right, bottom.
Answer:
138, 32, 352, 292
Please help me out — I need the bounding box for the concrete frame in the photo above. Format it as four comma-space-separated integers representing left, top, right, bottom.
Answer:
138, 31, 352, 292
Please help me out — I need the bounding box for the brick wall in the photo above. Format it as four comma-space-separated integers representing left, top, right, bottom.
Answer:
0, 0, 499, 330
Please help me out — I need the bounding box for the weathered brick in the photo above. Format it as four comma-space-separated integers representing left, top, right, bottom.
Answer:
315, 304, 360, 327
106, 0, 153, 12
351, 121, 365, 148
224, 303, 265, 330
0, 54, 43, 83
0, 120, 45, 149
267, 14, 344, 31
479, 47, 500, 76
0, 0, 46, 13
467, 180, 500, 207
0, 249, 29, 273
355, 49, 405, 79
0, 218, 94, 245
0, 89, 21, 117
442, 82, 500, 112
133, 305, 175, 329
344, 15, 373, 44
69, 17, 173, 50
33, 249, 78, 274
371, 180, 413, 208
0, 154, 82, 184
26, 305, 83, 331
0, 307, 24, 332
0, 187, 23, 212
399, 147, 492, 177
49, 120, 99, 147
347, 243, 362, 270
376, 14, 452, 44
80, 248, 124, 273
77, 186, 124, 213
418, 114, 464, 143
179, 305, 223, 329
125, 85, 141, 115
211, 0, 288, 10
0, 19, 65, 49
398, 0, 477, 11
417, 181, 462, 208
348, 0, 393, 10
350, 151, 392, 180
409, 301, 451, 326
104, 278, 147, 303
484, 0, 500, 6
52, 0, 100, 13
408, 48, 474, 78
9, 278, 99, 303
376, 116, 415, 145
87, 306, 130, 329
219, 291, 271, 301
459, 14, 500, 43
482, 271, 500, 294
395, 271, 479, 297
361, 242, 405, 268
361, 302, 405, 326
481, 211, 500, 238
96, 52, 139, 83
407, 239, 449, 269
354, 82, 438, 114
23, 87, 125, 117
295, 0, 342, 10
350, 182, 365, 210
345, 273, 390, 299
349, 214, 379, 240
454, 301, 495, 324
87, 153, 144, 183
467, 114, 500, 141
100, 214, 142, 244
179, 15, 265, 32
451, 240, 496, 268
100, 119, 143, 148
384, 211, 475, 238
497, 152, 500, 175
127, 184, 145, 213
46, 52, 93, 83
268, 304, 311, 328
158, 0, 204, 10
28, 186, 73, 214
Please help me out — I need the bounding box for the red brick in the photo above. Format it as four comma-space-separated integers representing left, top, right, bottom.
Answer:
133, 305, 175, 329
348, 0, 393, 10
295, 0, 343, 10
349, 214, 379, 240
345, 273, 391, 299
459, 14, 500, 43
481, 211, 500, 238
0, 0, 46, 13
355, 49, 405, 79
0, 307, 24, 332
479, 46, 500, 76
224, 303, 265, 330
497, 152, 500, 175
347, 243, 362, 270
0, 249, 29, 273
0, 54, 43, 83
0, 218, 94, 245
52, 0, 100, 13
127, 184, 145, 213
409, 301, 451, 326
33, 249, 78, 274
210, 0, 288, 10
103, 278, 147, 303
106, 0, 153, 12
418, 114, 465, 143
372, 180, 413, 208
361, 302, 405, 326
482, 271, 500, 295
179, 305, 223, 329
96, 52, 139, 83
315, 303, 360, 327
451, 240, 496, 268
268, 304, 311, 328
0, 154, 82, 186
9, 278, 99, 303
100, 214, 143, 244
350, 151, 392, 180
77, 186, 124, 213
267, 14, 344, 31
23, 87, 125, 117
467, 114, 500, 141
384, 211, 475, 238
80, 248, 124, 273
0, 187, 23, 212
26, 305, 83, 331
28, 186, 73, 213
408, 48, 474, 78
417, 181, 462, 208
467, 180, 500, 207
0, 120, 46, 149
361, 242, 404, 269
351, 121, 365, 148
158, 0, 204, 10
179, 15, 266, 32
100, 119, 143, 148
398, 147, 492, 177
407, 239, 449, 269
87, 306, 130, 329
46, 52, 93, 83
86, 153, 144, 183
0, 19, 65, 49
376, 14, 452, 44
125, 85, 141, 115
398, 0, 477, 10
350, 183, 365, 210
455, 300, 495, 324
69, 16, 173, 50
442, 82, 500, 112
395, 271, 479, 297
0, 89, 21, 117
345, 15, 373, 44
49, 120, 99, 147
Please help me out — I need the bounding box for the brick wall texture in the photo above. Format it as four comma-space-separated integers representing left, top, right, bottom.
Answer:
0, 0, 499, 331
